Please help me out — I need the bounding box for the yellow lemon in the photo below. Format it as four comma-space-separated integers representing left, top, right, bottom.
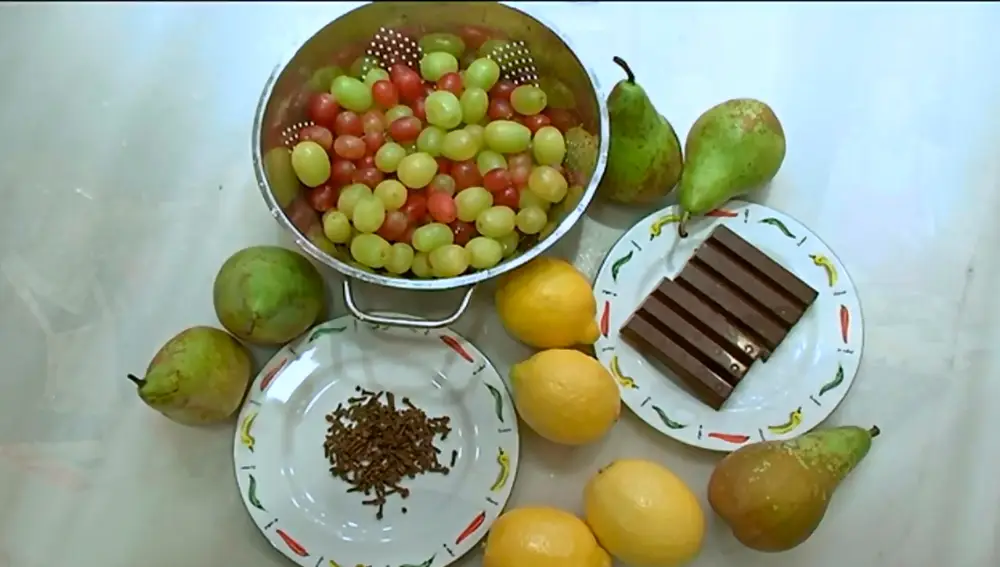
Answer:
584, 459, 706, 567
483, 507, 611, 567
510, 349, 620, 445
495, 256, 599, 348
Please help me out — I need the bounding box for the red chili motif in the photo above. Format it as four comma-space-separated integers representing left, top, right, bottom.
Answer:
600, 301, 610, 337
275, 529, 309, 557
260, 358, 289, 391
707, 432, 750, 444
455, 510, 486, 545
440, 335, 474, 363
706, 208, 739, 218
839, 305, 850, 344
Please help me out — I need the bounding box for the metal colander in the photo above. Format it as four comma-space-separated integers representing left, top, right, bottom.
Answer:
252, 1, 609, 328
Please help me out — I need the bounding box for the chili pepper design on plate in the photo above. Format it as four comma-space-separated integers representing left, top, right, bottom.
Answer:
839, 305, 850, 343
652, 405, 687, 429
758, 217, 796, 239
246, 474, 266, 511
260, 358, 289, 391
610, 250, 633, 282
818, 364, 845, 397
484, 383, 504, 423
440, 335, 475, 363
239, 411, 258, 453
648, 214, 682, 240
308, 324, 347, 343
599, 301, 610, 337
706, 208, 739, 218
491, 447, 511, 492
400, 555, 436, 567
275, 529, 309, 557
455, 511, 486, 545
609, 355, 638, 389
707, 432, 750, 444
766, 407, 803, 435
808, 254, 838, 287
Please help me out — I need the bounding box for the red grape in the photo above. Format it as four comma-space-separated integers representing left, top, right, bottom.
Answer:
298, 124, 333, 150
544, 108, 581, 132
508, 152, 533, 170
356, 155, 376, 169
487, 98, 514, 120
427, 191, 458, 223
522, 113, 552, 134
361, 110, 386, 133
435, 157, 452, 175
330, 159, 356, 186
489, 80, 516, 101
307, 183, 340, 212
428, 173, 456, 196
389, 116, 422, 143
493, 185, 520, 209
450, 220, 476, 246
451, 160, 482, 190
391, 65, 424, 102
458, 25, 492, 50
510, 165, 530, 189
352, 167, 384, 188
412, 97, 427, 121
334, 111, 363, 137
400, 223, 416, 246
483, 168, 513, 193
400, 191, 428, 224
334, 135, 366, 160
423, 83, 436, 97
363, 131, 384, 155
371, 80, 399, 108
377, 210, 409, 241
307, 93, 340, 128
436, 73, 464, 96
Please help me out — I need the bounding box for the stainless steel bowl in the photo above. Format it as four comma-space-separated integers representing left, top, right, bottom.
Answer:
252, 1, 609, 328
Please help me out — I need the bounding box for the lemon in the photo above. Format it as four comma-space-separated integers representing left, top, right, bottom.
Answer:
495, 256, 599, 348
584, 459, 705, 567
510, 349, 620, 445
483, 507, 611, 567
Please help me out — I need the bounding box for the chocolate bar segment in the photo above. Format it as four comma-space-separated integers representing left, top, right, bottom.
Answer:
709, 225, 818, 307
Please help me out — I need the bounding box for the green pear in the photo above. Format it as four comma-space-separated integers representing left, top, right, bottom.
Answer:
597, 57, 683, 205
707, 425, 880, 552
213, 246, 326, 345
677, 98, 785, 236
129, 326, 252, 425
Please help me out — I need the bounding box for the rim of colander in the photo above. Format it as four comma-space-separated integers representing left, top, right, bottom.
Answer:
251, 1, 610, 291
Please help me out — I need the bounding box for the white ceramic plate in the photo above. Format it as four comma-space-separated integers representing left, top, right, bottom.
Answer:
593, 200, 863, 452
233, 315, 519, 567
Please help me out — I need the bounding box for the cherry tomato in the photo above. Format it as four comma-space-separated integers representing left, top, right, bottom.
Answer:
356, 155, 376, 170
400, 191, 428, 224
458, 25, 492, 50
371, 80, 399, 108
483, 168, 513, 193
487, 98, 514, 120
363, 131, 385, 155
389, 116, 422, 143
436, 72, 464, 96
451, 160, 482, 190
544, 108, 581, 132
489, 80, 516, 101
450, 220, 476, 246
307, 93, 340, 129
377, 210, 409, 241
330, 159, 356, 186
493, 185, 520, 209
522, 113, 552, 134
391, 65, 424, 102
334, 135, 366, 160
352, 167, 384, 188
307, 183, 340, 212
427, 191, 458, 224
334, 111, 364, 137
298, 124, 333, 150
435, 157, 452, 175
412, 97, 427, 121
361, 110, 386, 134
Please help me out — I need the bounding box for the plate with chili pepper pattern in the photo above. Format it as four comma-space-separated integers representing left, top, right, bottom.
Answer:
592, 200, 863, 452
233, 314, 519, 567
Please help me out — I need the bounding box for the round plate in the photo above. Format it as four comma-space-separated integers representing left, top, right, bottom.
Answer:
593, 200, 863, 452
233, 315, 519, 567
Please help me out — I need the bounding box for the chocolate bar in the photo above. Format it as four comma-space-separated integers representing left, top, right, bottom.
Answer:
620, 225, 818, 410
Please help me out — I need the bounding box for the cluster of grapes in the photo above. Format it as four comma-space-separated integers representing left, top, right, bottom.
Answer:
286, 40, 586, 279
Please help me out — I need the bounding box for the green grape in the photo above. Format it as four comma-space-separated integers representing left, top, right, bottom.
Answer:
563, 184, 585, 209
528, 165, 568, 202
538, 76, 577, 110
401, 141, 418, 154
397, 152, 439, 188
373, 179, 407, 210
411, 252, 434, 278
374, 142, 407, 173
454, 186, 493, 222
518, 189, 551, 211
306, 228, 338, 256
331, 76, 373, 113
350, 233, 392, 268
419, 33, 465, 58
459, 87, 488, 124
475, 206, 516, 238
477, 40, 509, 58
532, 126, 567, 166
411, 222, 454, 253
539, 220, 558, 240
476, 150, 507, 175
483, 120, 532, 154
290, 141, 331, 187
263, 147, 300, 207
510, 85, 548, 116
515, 206, 548, 235
322, 210, 352, 243
441, 130, 478, 162
464, 124, 485, 150
465, 57, 501, 90
496, 231, 520, 258
429, 244, 471, 278
350, 55, 381, 78
385, 242, 416, 275
337, 183, 373, 217
309, 65, 344, 92
363, 68, 390, 88
419, 52, 459, 82
385, 105, 414, 124
465, 237, 503, 270
352, 196, 386, 233
416, 126, 446, 156
425, 91, 463, 129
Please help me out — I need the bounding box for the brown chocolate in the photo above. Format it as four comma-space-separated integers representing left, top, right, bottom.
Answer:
709, 225, 818, 306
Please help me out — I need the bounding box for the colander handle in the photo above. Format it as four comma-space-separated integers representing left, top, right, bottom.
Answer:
341, 279, 476, 329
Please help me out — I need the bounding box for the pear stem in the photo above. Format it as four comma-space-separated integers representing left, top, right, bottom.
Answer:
869, 425, 881, 438
127, 373, 146, 387
677, 211, 691, 238
612, 56, 635, 84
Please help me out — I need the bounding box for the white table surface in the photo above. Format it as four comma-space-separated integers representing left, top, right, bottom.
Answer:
2, 2, 999, 566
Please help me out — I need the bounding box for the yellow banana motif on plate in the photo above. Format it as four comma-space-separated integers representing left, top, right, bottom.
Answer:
490, 447, 511, 492
808, 254, 838, 287
240, 412, 258, 453
648, 214, 682, 240
767, 407, 803, 435
609, 355, 638, 389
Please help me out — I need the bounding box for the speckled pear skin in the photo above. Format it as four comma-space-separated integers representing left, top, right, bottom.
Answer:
707, 425, 879, 553
679, 98, 786, 217
598, 58, 683, 205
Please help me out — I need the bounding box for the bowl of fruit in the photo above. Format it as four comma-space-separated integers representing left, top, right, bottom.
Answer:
253, 1, 608, 327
